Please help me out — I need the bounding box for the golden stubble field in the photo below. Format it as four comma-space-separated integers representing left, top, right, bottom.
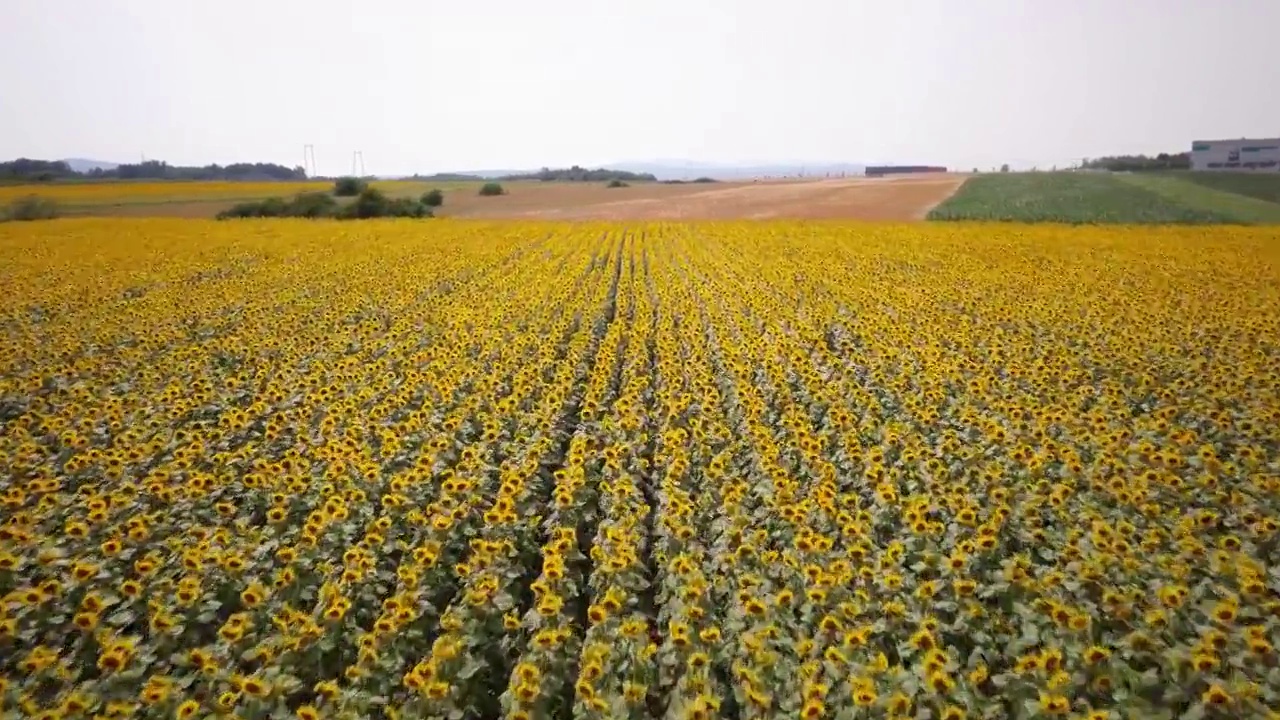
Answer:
0, 175, 965, 222
1, 218, 1279, 720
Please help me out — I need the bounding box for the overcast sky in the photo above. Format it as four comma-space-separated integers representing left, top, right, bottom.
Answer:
2, 0, 1277, 174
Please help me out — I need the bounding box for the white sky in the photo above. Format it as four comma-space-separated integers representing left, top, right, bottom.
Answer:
2, 0, 1277, 175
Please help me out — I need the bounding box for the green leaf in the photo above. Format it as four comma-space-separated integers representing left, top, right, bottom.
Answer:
457, 658, 484, 680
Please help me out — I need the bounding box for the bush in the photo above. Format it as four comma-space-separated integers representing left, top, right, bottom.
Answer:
386, 197, 432, 218
2, 195, 60, 221
287, 192, 339, 218
478, 182, 506, 197
217, 198, 283, 219
352, 188, 391, 218
256, 197, 289, 217
334, 189, 434, 220
334, 177, 368, 196
606, 179, 629, 189
421, 189, 445, 207
692, 177, 717, 184
217, 201, 269, 219
216, 189, 430, 220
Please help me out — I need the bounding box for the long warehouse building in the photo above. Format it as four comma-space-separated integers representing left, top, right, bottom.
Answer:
1190, 138, 1280, 172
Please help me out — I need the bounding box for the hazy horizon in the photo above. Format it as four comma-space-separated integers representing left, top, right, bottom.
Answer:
3, 0, 1278, 176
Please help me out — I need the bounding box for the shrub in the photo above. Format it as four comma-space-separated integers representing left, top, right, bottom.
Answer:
692, 177, 717, 184
606, 179, 629, 189
338, 189, 432, 219
256, 197, 289, 217
217, 189, 431, 220
334, 177, 368, 196
2, 195, 60, 221
286, 192, 339, 218
339, 188, 389, 219
217, 201, 271, 219
386, 197, 432, 218
421, 189, 445, 207
217, 198, 286, 219
478, 182, 506, 197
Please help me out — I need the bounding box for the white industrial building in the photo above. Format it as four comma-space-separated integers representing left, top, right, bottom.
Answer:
1190, 138, 1280, 172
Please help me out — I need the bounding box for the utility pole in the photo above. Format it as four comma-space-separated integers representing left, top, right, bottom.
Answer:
303, 144, 317, 178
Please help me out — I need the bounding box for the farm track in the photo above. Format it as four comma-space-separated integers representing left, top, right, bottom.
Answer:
1, 219, 1280, 719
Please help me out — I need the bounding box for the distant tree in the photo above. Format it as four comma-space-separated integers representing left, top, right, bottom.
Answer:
347, 188, 391, 218
109, 160, 306, 181
1079, 152, 1190, 172
410, 173, 484, 182
1000, 164, 1011, 173
972, 168, 979, 173
498, 167, 656, 183
0, 159, 77, 181
478, 182, 506, 197
334, 177, 368, 196
421, 189, 445, 207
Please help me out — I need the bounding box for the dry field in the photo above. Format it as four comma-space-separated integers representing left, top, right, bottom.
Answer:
446, 175, 967, 221
9, 175, 966, 222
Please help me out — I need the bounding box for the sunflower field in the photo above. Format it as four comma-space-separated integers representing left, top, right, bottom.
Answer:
1, 218, 1279, 720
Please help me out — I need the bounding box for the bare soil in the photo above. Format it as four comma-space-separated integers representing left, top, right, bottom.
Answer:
67, 175, 966, 222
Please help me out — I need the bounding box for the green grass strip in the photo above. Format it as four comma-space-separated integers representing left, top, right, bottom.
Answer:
1170, 172, 1280, 206
1117, 174, 1280, 225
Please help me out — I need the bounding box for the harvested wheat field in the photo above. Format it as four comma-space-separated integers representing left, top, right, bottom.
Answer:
446, 175, 967, 221
29, 175, 966, 221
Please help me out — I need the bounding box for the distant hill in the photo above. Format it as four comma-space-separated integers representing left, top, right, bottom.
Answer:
62, 158, 120, 173
422, 161, 868, 182
610, 160, 867, 181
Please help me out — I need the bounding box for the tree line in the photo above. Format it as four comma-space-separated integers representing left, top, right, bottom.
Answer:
498, 166, 657, 182
1079, 153, 1191, 172
1, 158, 307, 182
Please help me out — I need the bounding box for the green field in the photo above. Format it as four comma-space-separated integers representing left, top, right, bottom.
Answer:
1119, 174, 1280, 225
1180, 171, 1280, 204
930, 172, 1280, 224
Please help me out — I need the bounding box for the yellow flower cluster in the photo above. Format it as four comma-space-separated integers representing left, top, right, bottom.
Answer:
1, 218, 1278, 720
